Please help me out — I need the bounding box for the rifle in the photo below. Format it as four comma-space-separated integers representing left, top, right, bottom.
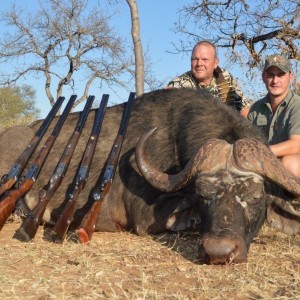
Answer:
52, 94, 109, 242
0, 96, 65, 197
15, 95, 95, 242
0, 95, 77, 231
76, 92, 135, 243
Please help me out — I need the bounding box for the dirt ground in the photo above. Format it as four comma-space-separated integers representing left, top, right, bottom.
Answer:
0, 220, 299, 300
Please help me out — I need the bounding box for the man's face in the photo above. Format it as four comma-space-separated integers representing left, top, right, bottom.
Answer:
191, 45, 219, 86
262, 66, 293, 98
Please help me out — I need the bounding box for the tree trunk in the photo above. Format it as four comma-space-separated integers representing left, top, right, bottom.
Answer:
126, 0, 144, 96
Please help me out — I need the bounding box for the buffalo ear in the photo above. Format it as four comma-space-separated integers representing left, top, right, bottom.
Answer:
267, 196, 300, 235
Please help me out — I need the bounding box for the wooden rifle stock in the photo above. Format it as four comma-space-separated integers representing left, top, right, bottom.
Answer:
0, 95, 77, 232
16, 96, 95, 241
53, 94, 109, 242
0, 96, 65, 197
77, 92, 136, 243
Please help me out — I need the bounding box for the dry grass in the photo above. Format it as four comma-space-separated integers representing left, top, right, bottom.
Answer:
0, 115, 35, 133
0, 221, 299, 299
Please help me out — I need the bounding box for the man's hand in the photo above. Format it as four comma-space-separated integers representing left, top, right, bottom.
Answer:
240, 106, 250, 118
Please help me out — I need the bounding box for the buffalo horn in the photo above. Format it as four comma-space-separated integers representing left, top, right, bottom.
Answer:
233, 138, 300, 196
135, 128, 231, 192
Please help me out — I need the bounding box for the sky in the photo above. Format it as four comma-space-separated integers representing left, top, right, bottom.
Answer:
0, 0, 193, 118
1, 0, 269, 121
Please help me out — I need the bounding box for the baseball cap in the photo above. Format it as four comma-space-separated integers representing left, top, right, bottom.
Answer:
263, 55, 291, 73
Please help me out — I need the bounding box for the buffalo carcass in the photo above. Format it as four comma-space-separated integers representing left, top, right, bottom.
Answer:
1, 88, 300, 264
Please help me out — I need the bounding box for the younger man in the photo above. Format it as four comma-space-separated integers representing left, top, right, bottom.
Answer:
248, 55, 300, 177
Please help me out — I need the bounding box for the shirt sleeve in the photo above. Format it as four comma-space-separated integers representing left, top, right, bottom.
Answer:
166, 71, 197, 89
288, 98, 300, 136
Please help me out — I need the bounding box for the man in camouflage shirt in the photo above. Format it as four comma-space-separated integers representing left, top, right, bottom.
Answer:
167, 41, 252, 117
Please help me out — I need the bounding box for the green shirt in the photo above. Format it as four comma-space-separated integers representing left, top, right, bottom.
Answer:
248, 91, 300, 144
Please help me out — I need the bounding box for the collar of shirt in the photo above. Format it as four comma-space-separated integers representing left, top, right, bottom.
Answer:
262, 90, 293, 113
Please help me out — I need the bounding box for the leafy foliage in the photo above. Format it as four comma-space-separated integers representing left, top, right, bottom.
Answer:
0, 85, 40, 131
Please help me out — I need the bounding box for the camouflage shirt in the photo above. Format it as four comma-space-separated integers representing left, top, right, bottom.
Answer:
167, 69, 252, 112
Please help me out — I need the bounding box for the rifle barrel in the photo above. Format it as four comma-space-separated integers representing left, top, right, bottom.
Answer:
77, 92, 135, 243
0, 96, 65, 197
0, 95, 77, 232
15, 96, 94, 241
53, 94, 109, 242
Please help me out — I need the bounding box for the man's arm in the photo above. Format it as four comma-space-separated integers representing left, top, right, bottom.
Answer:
240, 106, 251, 117
270, 135, 300, 158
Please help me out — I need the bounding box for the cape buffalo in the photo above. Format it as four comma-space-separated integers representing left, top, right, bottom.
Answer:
1, 88, 300, 264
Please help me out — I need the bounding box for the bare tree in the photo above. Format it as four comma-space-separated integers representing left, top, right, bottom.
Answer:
172, 0, 300, 95
0, 0, 133, 109
126, 0, 144, 96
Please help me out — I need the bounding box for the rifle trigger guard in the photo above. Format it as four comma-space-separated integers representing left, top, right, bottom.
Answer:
0, 173, 8, 185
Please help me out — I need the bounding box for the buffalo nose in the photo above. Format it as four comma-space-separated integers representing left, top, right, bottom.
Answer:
198, 236, 247, 264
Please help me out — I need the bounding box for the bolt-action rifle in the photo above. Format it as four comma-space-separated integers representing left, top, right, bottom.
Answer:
0, 96, 65, 197
15, 95, 95, 241
0, 95, 77, 231
52, 94, 109, 242
76, 92, 135, 243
